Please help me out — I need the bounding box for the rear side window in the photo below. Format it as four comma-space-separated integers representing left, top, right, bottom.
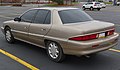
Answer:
44, 12, 51, 24
59, 9, 93, 24
33, 10, 50, 24
20, 9, 38, 23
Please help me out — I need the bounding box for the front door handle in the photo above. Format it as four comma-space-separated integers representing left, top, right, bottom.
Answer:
41, 29, 46, 31
24, 27, 27, 29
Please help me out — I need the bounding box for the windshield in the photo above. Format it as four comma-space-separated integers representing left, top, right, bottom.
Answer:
59, 9, 93, 24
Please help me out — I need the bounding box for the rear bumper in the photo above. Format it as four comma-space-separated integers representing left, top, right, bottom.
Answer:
71, 40, 117, 55
63, 33, 119, 55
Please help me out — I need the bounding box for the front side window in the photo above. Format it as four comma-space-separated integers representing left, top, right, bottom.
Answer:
33, 10, 50, 24
59, 9, 93, 24
20, 9, 38, 23
88, 2, 93, 4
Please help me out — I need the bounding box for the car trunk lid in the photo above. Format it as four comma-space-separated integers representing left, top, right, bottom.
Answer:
64, 20, 114, 34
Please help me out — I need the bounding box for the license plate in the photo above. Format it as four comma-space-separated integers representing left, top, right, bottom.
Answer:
99, 33, 105, 38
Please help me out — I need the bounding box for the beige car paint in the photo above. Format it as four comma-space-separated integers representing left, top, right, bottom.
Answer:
1, 7, 119, 56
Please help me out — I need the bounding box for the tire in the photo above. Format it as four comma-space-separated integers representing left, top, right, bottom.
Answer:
82, 6, 86, 10
5, 27, 15, 43
46, 41, 65, 62
97, 8, 101, 11
90, 7, 94, 11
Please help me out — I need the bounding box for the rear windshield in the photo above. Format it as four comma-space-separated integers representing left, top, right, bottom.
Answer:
59, 9, 93, 24
95, 2, 100, 4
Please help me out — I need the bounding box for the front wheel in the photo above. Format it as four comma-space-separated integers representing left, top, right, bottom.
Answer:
5, 27, 15, 43
46, 41, 65, 62
82, 6, 86, 10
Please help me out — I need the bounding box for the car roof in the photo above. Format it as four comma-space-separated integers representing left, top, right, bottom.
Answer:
30, 7, 79, 11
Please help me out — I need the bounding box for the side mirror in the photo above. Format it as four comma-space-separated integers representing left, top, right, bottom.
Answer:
14, 17, 21, 22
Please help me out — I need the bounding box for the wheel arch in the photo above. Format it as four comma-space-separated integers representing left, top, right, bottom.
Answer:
90, 6, 93, 8
4, 25, 11, 30
83, 6, 85, 8
44, 39, 61, 48
4, 25, 11, 33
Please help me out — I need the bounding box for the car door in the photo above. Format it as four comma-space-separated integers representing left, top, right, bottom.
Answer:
28, 9, 52, 47
87, 2, 93, 8
85, 3, 89, 8
12, 9, 38, 41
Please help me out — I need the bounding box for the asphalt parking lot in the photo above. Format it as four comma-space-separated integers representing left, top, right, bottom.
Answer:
0, 5, 120, 70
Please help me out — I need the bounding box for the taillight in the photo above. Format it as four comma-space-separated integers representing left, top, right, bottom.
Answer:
69, 29, 115, 41
69, 34, 98, 41
107, 29, 115, 36
94, 4, 96, 6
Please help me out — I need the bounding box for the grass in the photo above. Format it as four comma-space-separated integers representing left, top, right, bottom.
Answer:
72, 2, 80, 4
104, 2, 112, 4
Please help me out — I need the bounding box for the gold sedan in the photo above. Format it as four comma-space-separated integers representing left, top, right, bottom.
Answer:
1, 7, 119, 62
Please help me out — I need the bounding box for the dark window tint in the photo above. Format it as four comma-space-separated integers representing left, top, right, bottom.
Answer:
95, 2, 100, 4
44, 12, 51, 24
59, 9, 93, 24
88, 2, 93, 4
20, 9, 38, 23
33, 10, 50, 24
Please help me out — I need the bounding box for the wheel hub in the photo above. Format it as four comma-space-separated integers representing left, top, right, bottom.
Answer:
48, 42, 59, 59
6, 30, 11, 41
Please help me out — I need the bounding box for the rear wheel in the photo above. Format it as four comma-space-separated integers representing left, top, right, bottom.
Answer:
46, 41, 65, 62
90, 7, 94, 11
5, 27, 15, 43
97, 8, 101, 11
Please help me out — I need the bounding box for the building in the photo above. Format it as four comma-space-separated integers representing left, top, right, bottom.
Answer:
24, 0, 52, 4
0, 0, 119, 3
0, 0, 46, 3
0, 0, 25, 3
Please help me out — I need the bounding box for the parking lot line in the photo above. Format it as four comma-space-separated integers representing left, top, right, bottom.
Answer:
0, 49, 39, 70
109, 48, 120, 53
